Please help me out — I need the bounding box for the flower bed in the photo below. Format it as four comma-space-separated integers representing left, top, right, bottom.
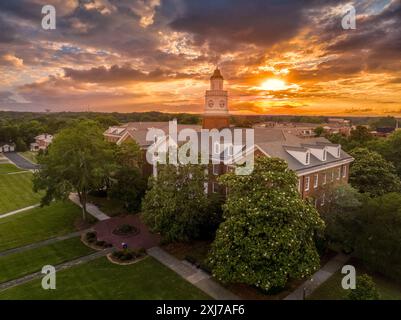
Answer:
82, 231, 113, 250
108, 248, 147, 265
112, 224, 140, 237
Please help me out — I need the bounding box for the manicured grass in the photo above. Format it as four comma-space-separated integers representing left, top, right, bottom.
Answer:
0, 237, 94, 284
0, 201, 84, 252
0, 172, 43, 215
0, 257, 211, 300
87, 195, 129, 217
308, 270, 401, 300
0, 163, 25, 174
19, 151, 38, 164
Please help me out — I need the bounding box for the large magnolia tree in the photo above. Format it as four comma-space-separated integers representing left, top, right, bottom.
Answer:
142, 163, 221, 243
34, 120, 116, 220
208, 157, 324, 292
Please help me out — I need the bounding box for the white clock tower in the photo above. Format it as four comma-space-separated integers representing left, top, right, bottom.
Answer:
202, 67, 230, 130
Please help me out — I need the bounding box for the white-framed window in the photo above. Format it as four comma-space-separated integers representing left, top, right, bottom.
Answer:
337, 147, 341, 157
314, 198, 318, 208
321, 193, 326, 206
313, 174, 319, 189
305, 151, 310, 165
305, 176, 310, 191
212, 164, 219, 175
212, 182, 218, 193
322, 149, 327, 161
331, 170, 335, 182
322, 173, 327, 185
297, 178, 301, 192
342, 165, 347, 178
337, 167, 341, 180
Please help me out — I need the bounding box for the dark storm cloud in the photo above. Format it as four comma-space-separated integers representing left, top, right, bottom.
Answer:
167, 0, 334, 49
63, 65, 196, 83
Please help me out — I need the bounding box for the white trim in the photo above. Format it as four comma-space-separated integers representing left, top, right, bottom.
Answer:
322, 173, 327, 185
313, 174, 319, 189
337, 167, 341, 180
305, 176, 310, 192
342, 165, 347, 178
296, 158, 353, 177
212, 164, 219, 175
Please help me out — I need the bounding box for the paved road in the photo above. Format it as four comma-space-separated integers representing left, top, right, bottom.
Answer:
3, 152, 39, 170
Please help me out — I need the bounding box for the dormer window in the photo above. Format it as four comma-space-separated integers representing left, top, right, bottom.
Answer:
306, 151, 310, 165
337, 147, 341, 157
323, 149, 327, 161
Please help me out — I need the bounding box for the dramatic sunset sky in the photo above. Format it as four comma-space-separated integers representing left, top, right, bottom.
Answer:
0, 0, 400, 115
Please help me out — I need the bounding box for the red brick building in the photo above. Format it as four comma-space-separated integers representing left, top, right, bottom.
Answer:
104, 68, 353, 207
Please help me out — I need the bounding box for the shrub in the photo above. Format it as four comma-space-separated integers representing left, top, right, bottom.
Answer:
112, 249, 140, 262
347, 274, 380, 300
85, 231, 97, 243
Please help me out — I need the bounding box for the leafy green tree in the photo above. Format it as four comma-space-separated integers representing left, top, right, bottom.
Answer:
370, 130, 401, 178
321, 184, 362, 251
33, 120, 116, 220
142, 163, 219, 243
110, 167, 146, 212
354, 193, 401, 281
114, 140, 143, 169
347, 274, 380, 300
350, 126, 373, 145
349, 148, 401, 196
15, 137, 28, 151
207, 157, 324, 292
314, 126, 324, 137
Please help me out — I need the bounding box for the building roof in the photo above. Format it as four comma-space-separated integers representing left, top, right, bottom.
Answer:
104, 123, 353, 174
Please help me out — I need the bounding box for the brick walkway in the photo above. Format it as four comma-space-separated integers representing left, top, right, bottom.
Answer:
147, 246, 239, 300
94, 215, 160, 250
284, 253, 350, 300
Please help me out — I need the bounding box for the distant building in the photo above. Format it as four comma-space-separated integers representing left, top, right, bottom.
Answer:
328, 118, 350, 125
371, 127, 395, 138
0, 143, 15, 153
30, 134, 53, 151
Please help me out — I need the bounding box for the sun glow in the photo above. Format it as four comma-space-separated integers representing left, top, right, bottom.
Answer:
260, 79, 288, 91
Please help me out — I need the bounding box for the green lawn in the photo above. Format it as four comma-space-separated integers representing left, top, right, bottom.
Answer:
0, 172, 43, 215
19, 151, 38, 164
308, 270, 401, 300
0, 163, 25, 174
0, 237, 94, 284
0, 257, 211, 300
0, 201, 84, 252
87, 195, 129, 217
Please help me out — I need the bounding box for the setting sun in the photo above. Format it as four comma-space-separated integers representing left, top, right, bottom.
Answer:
260, 79, 288, 91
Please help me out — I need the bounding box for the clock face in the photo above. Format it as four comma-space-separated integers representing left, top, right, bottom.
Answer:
219, 100, 225, 108
208, 100, 214, 108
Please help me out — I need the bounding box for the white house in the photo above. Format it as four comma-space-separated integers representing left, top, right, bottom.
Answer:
0, 143, 16, 153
